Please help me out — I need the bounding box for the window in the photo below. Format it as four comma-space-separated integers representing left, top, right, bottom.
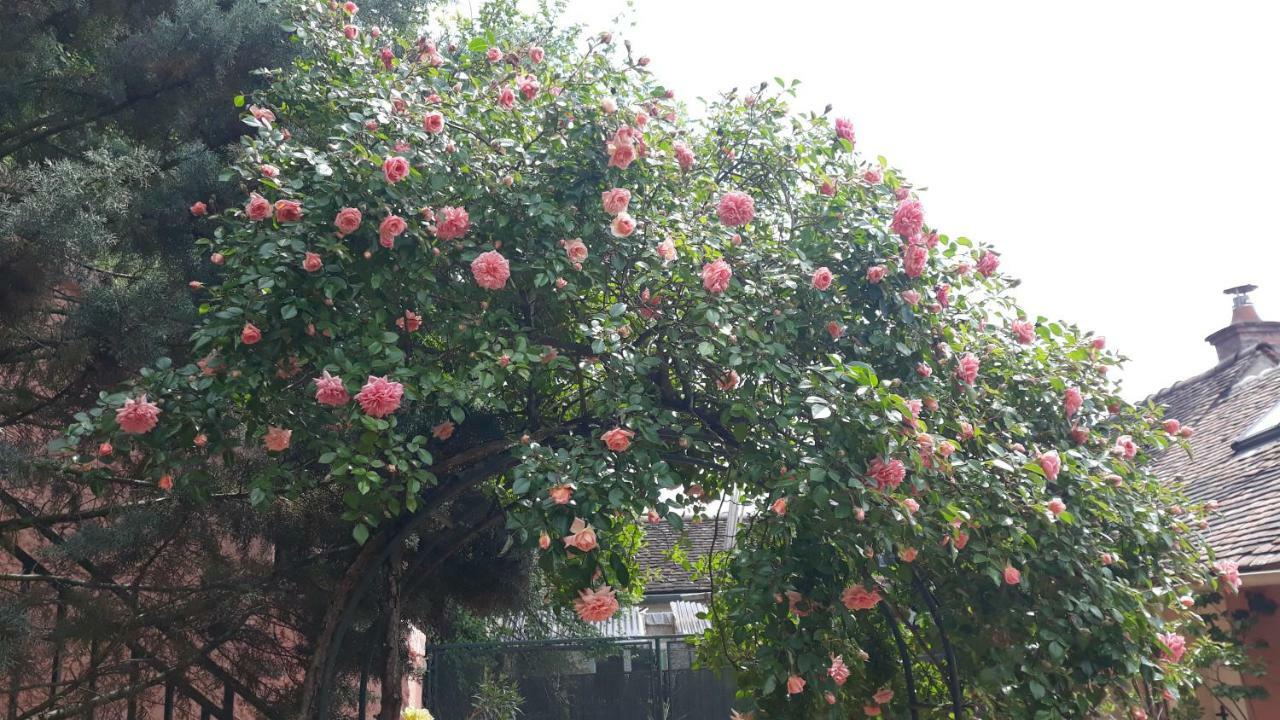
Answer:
1232, 401, 1280, 454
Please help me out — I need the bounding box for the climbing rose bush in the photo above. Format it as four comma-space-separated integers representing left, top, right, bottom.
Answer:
62, 1, 1224, 717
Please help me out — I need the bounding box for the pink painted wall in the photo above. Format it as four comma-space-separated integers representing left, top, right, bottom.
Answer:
1231, 587, 1280, 719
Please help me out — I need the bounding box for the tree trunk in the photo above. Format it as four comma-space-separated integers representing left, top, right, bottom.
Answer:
376, 547, 405, 720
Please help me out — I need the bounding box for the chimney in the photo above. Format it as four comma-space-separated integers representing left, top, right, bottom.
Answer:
1206, 285, 1280, 361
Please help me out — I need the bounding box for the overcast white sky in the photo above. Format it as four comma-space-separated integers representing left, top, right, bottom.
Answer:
552, 0, 1280, 399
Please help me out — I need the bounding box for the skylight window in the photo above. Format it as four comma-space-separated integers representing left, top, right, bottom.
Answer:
1233, 401, 1280, 454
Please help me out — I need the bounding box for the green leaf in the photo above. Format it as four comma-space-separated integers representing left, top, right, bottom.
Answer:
233, 94, 245, 108
352, 523, 370, 545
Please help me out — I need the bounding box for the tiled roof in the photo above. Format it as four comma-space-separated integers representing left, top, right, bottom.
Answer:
1149, 343, 1280, 570
637, 515, 730, 594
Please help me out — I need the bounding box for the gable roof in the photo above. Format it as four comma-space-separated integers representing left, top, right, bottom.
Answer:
637, 515, 730, 594
1150, 342, 1280, 570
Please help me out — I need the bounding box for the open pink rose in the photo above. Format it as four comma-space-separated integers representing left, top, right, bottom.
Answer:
1011, 320, 1034, 344
864, 168, 883, 184
274, 200, 302, 223
903, 243, 928, 278
516, 74, 539, 101
497, 85, 516, 109
868, 457, 906, 491
471, 250, 511, 290
563, 238, 588, 263
601, 427, 635, 452
574, 585, 619, 622
673, 141, 695, 171
874, 689, 894, 705
241, 322, 262, 345
116, 395, 161, 434
786, 675, 805, 695
811, 266, 834, 291
609, 213, 636, 238
334, 207, 362, 235
866, 265, 887, 283
841, 583, 882, 611
977, 251, 1000, 277
891, 199, 924, 239
601, 188, 631, 215
656, 239, 677, 262
828, 655, 850, 686
548, 485, 574, 504
529, 46, 545, 63
716, 191, 755, 227
769, 497, 787, 515
378, 215, 408, 249
563, 518, 598, 552
1004, 565, 1022, 585
303, 252, 323, 272
382, 156, 410, 183
435, 206, 470, 240
246, 192, 272, 221
1158, 632, 1186, 663
835, 117, 855, 142
955, 353, 980, 386
701, 259, 732, 294
1064, 387, 1083, 417
314, 371, 350, 406
190, 201, 207, 217
355, 375, 404, 417
1039, 450, 1061, 481
1047, 497, 1066, 515
264, 427, 292, 452
423, 111, 445, 134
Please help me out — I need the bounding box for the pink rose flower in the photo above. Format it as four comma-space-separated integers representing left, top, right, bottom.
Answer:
936, 283, 951, 307
1039, 450, 1061, 481
1114, 435, 1138, 459
274, 199, 302, 223
564, 238, 588, 263
786, 675, 806, 695
334, 207, 362, 236
718, 369, 741, 391
977, 251, 1000, 277
601, 97, 618, 114
1179, 425, 1195, 438
343, 24, 358, 40
435, 206, 470, 240
378, 47, 394, 70
901, 289, 921, 306
303, 252, 323, 272
601, 427, 635, 452
241, 322, 262, 345
867, 457, 906, 491
423, 111, 445, 134
841, 583, 882, 611
314, 371, 350, 406
382, 156, 410, 183
343, 1, 358, 14
894, 187, 910, 201
432, 420, 455, 441
248, 105, 275, 126
819, 181, 836, 196
601, 188, 631, 215
903, 498, 920, 513
608, 212, 636, 238
548, 485, 574, 504
916, 362, 933, 378
874, 689, 894, 705
190, 201, 208, 217
770, 497, 787, 515
716, 191, 755, 227
355, 375, 404, 417
902, 243, 928, 278
260, 164, 279, 178
866, 265, 888, 283
899, 547, 918, 562
264, 426, 292, 452
1092, 336, 1107, 350
865, 706, 882, 717
824, 692, 836, 705
378, 215, 407, 249
1158, 632, 1186, 664
656, 239, 677, 262
1065, 387, 1083, 417
1047, 497, 1066, 515
116, 395, 161, 434
891, 199, 924, 239
605, 128, 637, 169
864, 168, 883, 184
516, 74, 539, 101
955, 352, 980, 386
396, 310, 422, 332
828, 655, 850, 686
1179, 595, 1195, 608
701, 259, 732, 294
1214, 559, 1242, 593
538, 531, 551, 550
563, 517, 598, 552
1163, 419, 1181, 434
1003, 565, 1022, 585
574, 585, 619, 622
486, 47, 502, 63
497, 85, 516, 109
834, 117, 855, 142
246, 192, 272, 221
827, 321, 845, 340
673, 141, 695, 171
471, 250, 511, 290
1011, 320, 1034, 344
811, 266, 834, 291
529, 46, 545, 63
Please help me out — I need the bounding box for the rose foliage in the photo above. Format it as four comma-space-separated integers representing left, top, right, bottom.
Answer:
62, 1, 1227, 717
